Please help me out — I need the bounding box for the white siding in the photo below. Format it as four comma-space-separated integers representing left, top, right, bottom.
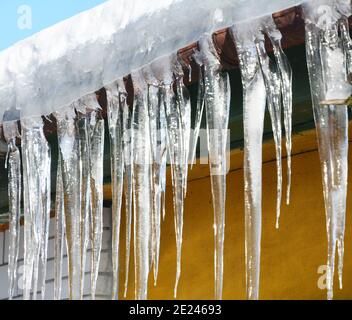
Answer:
0, 207, 113, 300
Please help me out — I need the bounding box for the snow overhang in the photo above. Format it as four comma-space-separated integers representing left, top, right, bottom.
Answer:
0, 0, 309, 122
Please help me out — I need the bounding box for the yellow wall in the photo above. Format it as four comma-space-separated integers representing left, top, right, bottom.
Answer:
109, 128, 352, 300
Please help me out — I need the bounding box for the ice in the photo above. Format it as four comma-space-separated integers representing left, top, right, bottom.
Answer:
151, 55, 191, 298
55, 107, 82, 300
143, 66, 164, 285
175, 62, 191, 199
106, 81, 125, 300
0, 0, 306, 122
76, 111, 91, 298
190, 54, 205, 168
339, 17, 352, 80
265, 20, 293, 206
131, 70, 152, 300
256, 36, 283, 229
54, 153, 65, 300
3, 117, 21, 300
303, 0, 352, 300
88, 107, 105, 300
197, 35, 230, 300
230, 20, 267, 300
21, 117, 51, 300
121, 81, 133, 298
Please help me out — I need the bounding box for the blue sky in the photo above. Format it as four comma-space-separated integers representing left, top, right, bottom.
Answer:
0, 0, 108, 51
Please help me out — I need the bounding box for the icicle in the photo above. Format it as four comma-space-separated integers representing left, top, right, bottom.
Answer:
190, 51, 206, 168
159, 103, 168, 223
198, 35, 230, 300
175, 60, 191, 198
120, 81, 133, 299
153, 55, 190, 298
54, 153, 65, 300
131, 70, 152, 300
3, 111, 21, 300
339, 16, 352, 79
76, 108, 91, 298
86, 97, 105, 301
143, 67, 162, 286
55, 107, 82, 300
39, 131, 51, 300
230, 21, 267, 300
21, 117, 51, 300
303, 0, 351, 300
256, 36, 283, 229
265, 20, 293, 206
106, 81, 125, 300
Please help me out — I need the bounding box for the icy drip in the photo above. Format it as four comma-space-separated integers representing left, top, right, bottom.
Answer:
121, 81, 133, 299
3, 119, 21, 300
163, 83, 185, 298
154, 60, 189, 298
190, 52, 205, 168
132, 71, 152, 300
76, 110, 91, 298
265, 21, 293, 206
198, 35, 230, 300
339, 17, 352, 79
145, 77, 163, 286
174, 62, 191, 200
39, 131, 51, 300
303, 1, 351, 300
159, 96, 168, 224
55, 108, 82, 300
255, 37, 283, 228
21, 117, 51, 300
88, 106, 105, 300
106, 81, 125, 300
54, 153, 65, 300
230, 22, 267, 300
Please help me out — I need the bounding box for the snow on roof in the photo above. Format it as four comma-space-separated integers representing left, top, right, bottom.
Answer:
0, 0, 306, 122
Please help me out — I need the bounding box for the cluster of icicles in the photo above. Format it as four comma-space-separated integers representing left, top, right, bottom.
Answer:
2, 1, 351, 300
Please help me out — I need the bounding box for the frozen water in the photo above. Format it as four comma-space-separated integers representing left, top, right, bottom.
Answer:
303, 0, 352, 300
197, 35, 230, 300
21, 117, 51, 300
106, 81, 125, 299
231, 19, 267, 300
3, 118, 21, 300
131, 70, 152, 300
0, 0, 306, 122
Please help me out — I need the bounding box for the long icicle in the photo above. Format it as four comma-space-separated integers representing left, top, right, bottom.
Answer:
339, 16, 352, 79
190, 52, 206, 169
76, 109, 91, 298
120, 80, 133, 299
158, 56, 189, 298
256, 36, 283, 229
88, 99, 105, 300
175, 60, 191, 201
303, 1, 351, 300
39, 121, 51, 300
55, 107, 82, 300
131, 70, 152, 300
231, 21, 267, 300
3, 116, 21, 300
198, 35, 230, 300
106, 82, 124, 300
145, 76, 162, 286
54, 153, 65, 300
159, 98, 168, 223
21, 117, 51, 300
265, 19, 293, 206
